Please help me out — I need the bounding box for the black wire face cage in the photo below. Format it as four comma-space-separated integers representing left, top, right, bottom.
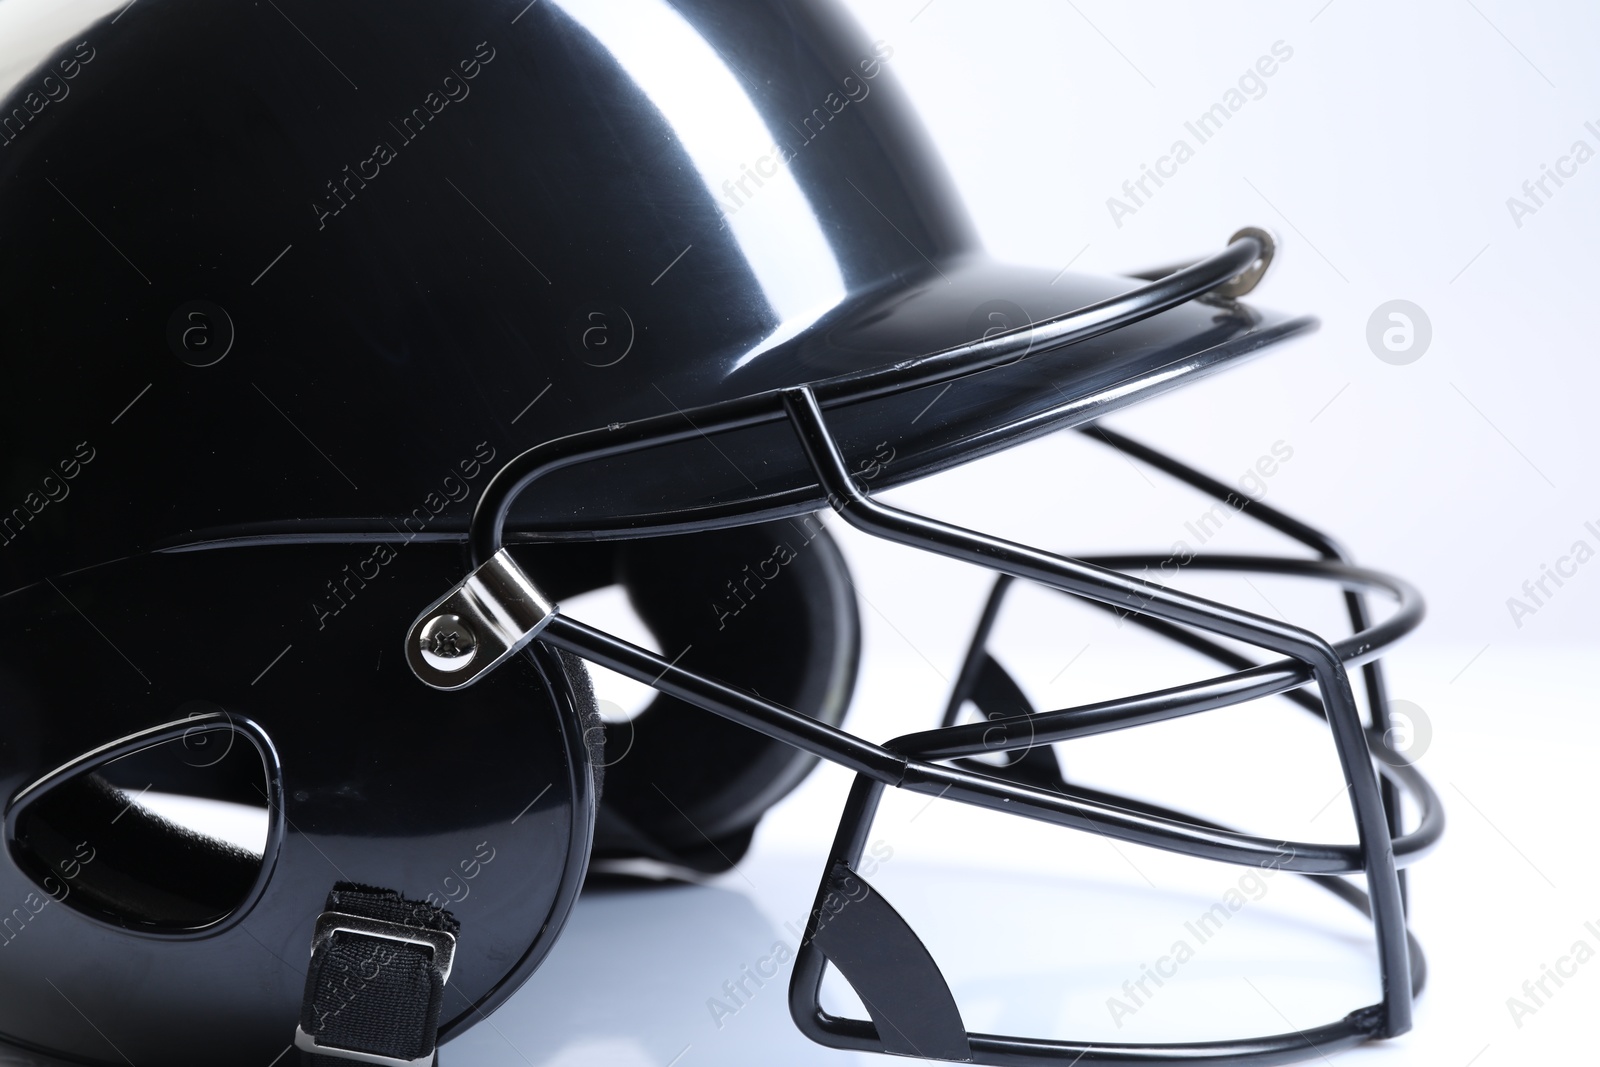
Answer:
409, 233, 1442, 1066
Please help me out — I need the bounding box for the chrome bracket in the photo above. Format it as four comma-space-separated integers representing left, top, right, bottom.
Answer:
405, 548, 556, 691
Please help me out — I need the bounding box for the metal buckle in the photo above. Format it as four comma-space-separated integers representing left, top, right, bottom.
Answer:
292, 911, 457, 1067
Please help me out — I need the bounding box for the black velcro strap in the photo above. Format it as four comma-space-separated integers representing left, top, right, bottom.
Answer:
297, 883, 460, 1067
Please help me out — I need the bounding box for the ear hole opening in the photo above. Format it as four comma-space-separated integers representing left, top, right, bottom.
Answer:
8, 722, 271, 932
562, 585, 662, 723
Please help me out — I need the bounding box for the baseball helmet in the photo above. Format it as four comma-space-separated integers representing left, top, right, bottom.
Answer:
0, 0, 1439, 1064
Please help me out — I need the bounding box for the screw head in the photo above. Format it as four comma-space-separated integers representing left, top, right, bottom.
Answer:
419, 614, 477, 672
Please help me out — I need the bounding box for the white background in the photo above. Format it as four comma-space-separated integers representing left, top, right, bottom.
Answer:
4, 1, 1596, 1065
466, 3, 1600, 1066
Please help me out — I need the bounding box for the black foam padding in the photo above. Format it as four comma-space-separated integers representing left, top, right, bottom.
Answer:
517, 517, 859, 873
13, 772, 261, 929
555, 647, 605, 798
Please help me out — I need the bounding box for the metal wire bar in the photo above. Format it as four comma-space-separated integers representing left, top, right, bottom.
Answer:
778, 385, 1413, 1037
899, 556, 1418, 751
789, 765, 1423, 1066
523, 387, 1430, 1052
523, 392, 1435, 1063
469, 236, 1266, 566
1078, 425, 1410, 909
459, 233, 1436, 1062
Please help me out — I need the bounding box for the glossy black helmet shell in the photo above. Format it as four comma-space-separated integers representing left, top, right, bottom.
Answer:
0, 0, 1317, 1063
0, 0, 1308, 595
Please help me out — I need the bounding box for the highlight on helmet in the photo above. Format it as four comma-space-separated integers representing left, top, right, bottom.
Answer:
0, 0, 1438, 1064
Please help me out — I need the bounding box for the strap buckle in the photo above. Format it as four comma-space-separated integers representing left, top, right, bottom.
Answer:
293, 911, 457, 1067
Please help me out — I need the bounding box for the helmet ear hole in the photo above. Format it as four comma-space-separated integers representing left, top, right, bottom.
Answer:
583, 517, 859, 872
7, 719, 272, 932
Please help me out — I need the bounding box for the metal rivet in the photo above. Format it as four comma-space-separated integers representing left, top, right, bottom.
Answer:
1214, 226, 1276, 298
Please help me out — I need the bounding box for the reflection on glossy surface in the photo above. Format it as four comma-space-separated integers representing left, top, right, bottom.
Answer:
0, 0, 1325, 1061
0, 0, 983, 595
442, 850, 1382, 1065
553, 0, 847, 344
0, 0, 1309, 596
0, 544, 596, 1065
441, 869, 878, 1067
0, 0, 119, 95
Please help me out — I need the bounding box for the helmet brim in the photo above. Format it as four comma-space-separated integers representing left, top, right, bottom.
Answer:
496, 254, 1317, 540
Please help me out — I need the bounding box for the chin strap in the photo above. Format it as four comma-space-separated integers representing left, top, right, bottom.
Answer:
295, 884, 459, 1067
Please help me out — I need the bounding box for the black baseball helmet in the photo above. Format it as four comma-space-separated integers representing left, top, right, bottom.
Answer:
0, 0, 1439, 1064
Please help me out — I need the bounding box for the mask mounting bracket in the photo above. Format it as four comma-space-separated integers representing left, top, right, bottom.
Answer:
404, 548, 556, 691
406, 230, 1275, 696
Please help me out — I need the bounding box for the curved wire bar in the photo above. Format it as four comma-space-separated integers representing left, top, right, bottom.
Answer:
790, 747, 1429, 1066
1077, 425, 1411, 910
531, 388, 1427, 1052
906, 556, 1419, 754
779, 420, 1437, 1064
778, 385, 1411, 1037
534, 520, 1441, 875
468, 235, 1265, 566
455, 232, 1439, 1063
531, 413, 1437, 1062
